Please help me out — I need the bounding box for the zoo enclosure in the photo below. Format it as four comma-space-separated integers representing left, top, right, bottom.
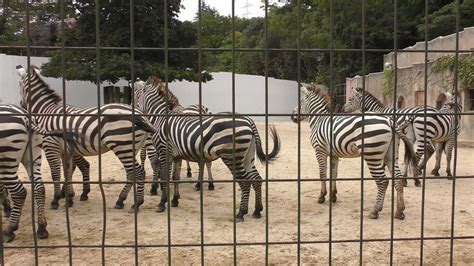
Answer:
0, 0, 473, 265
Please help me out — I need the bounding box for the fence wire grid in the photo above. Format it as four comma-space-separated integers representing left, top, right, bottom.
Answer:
0, 0, 473, 265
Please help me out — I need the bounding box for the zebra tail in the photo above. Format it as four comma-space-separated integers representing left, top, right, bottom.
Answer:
255, 125, 281, 164
134, 116, 157, 134
29, 123, 82, 155
396, 127, 419, 180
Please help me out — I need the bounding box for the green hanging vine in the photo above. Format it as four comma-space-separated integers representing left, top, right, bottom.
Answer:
431, 54, 474, 89
383, 68, 394, 99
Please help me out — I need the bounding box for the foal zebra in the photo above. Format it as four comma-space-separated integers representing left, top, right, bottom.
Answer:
342, 87, 460, 184
0, 104, 74, 241
141, 76, 281, 221
17, 65, 156, 212
292, 84, 418, 219
131, 79, 215, 191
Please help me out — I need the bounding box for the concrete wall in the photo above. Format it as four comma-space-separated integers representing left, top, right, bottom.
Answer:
384, 27, 474, 68
0, 54, 298, 121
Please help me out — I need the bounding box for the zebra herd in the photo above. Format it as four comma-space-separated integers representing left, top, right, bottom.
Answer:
0, 65, 462, 242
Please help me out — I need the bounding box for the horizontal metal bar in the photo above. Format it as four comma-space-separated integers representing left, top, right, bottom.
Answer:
4, 235, 474, 250
3, 175, 473, 186
1, 45, 473, 54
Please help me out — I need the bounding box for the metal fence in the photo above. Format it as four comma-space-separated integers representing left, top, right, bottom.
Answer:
0, 0, 473, 264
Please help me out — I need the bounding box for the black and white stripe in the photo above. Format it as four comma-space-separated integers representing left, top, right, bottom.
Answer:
141, 76, 281, 222
17, 65, 156, 213
0, 104, 53, 242
343, 87, 460, 184
292, 84, 417, 219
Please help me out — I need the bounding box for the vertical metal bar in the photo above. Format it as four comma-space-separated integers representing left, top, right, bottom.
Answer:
197, 0, 205, 264
359, 0, 366, 264
420, 0, 429, 264
164, 1, 172, 265
390, 0, 399, 264
94, 0, 107, 264
129, 0, 139, 264
231, 1, 237, 265
328, 0, 334, 264
59, 0, 73, 263
25, 1, 39, 264
264, 0, 269, 264
296, 0, 302, 264
449, 0, 461, 263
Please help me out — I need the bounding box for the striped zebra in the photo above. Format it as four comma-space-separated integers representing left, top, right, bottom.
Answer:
342, 88, 462, 182
291, 84, 418, 219
17, 65, 156, 213
430, 92, 462, 178
131, 80, 215, 191
141, 76, 281, 221
0, 104, 75, 241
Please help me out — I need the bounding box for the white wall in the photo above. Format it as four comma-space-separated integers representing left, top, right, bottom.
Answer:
0, 54, 299, 121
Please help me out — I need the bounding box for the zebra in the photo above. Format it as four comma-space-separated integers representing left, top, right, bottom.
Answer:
342, 87, 461, 185
131, 80, 215, 191
429, 92, 462, 178
141, 76, 281, 222
0, 104, 76, 242
16, 65, 156, 213
291, 84, 418, 219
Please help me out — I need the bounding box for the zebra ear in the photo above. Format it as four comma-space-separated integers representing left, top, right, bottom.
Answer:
16, 65, 27, 78
300, 85, 310, 96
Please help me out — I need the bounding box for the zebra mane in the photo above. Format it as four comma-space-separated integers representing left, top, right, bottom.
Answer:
355, 87, 383, 107
28, 65, 63, 104
307, 83, 331, 107
146, 76, 180, 109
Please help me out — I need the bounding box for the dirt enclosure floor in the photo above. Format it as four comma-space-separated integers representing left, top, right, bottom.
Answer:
3, 122, 474, 264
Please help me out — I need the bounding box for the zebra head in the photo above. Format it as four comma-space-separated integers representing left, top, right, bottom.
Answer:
342, 87, 364, 113
129, 78, 146, 110
291, 83, 330, 123
16, 65, 62, 112
442, 91, 463, 111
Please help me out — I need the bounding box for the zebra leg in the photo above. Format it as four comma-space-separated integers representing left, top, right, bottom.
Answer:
366, 162, 389, 219
149, 149, 160, 196
414, 141, 435, 187
140, 146, 147, 166
444, 137, 455, 179
2, 188, 11, 218
206, 162, 214, 190
430, 142, 444, 177
128, 163, 146, 213
252, 176, 263, 219
316, 153, 328, 204
73, 156, 91, 201
157, 145, 173, 213
171, 159, 182, 207
45, 149, 62, 210
236, 180, 251, 222
62, 157, 76, 208
3, 181, 27, 243
329, 157, 339, 203
384, 153, 406, 220
186, 161, 192, 178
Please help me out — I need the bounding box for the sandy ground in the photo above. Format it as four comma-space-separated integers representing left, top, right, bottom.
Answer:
3, 122, 473, 265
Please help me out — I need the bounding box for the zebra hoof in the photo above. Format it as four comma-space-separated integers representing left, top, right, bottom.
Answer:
208, 183, 215, 191
402, 180, 408, 187
194, 183, 201, 191
331, 195, 337, 203
414, 179, 421, 187
156, 205, 166, 213
171, 199, 179, 207
80, 194, 89, 201
114, 201, 124, 209
37, 226, 49, 239
252, 212, 262, 219
50, 201, 59, 210
235, 216, 244, 222
67, 199, 74, 208
187, 172, 192, 178
150, 188, 158, 196
317, 196, 325, 204
3, 231, 15, 243
395, 211, 405, 220
369, 211, 379, 219
431, 170, 440, 177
